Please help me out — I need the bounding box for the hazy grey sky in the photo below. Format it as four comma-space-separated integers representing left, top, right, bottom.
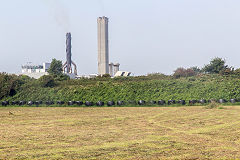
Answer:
1, 0, 240, 75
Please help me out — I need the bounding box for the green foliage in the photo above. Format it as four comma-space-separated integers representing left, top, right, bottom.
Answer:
220, 67, 234, 76
231, 68, 240, 77
190, 66, 202, 74
47, 59, 70, 81
2, 73, 240, 102
54, 74, 70, 81
48, 59, 63, 76
202, 57, 228, 74
2, 70, 240, 103
18, 75, 32, 82
0, 73, 24, 100
147, 73, 169, 79
97, 74, 111, 78
38, 75, 55, 88
4, 57, 240, 103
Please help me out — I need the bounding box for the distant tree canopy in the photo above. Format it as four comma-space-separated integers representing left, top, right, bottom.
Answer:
202, 57, 228, 74
173, 68, 196, 78
172, 58, 234, 77
48, 59, 63, 76
47, 59, 70, 80
190, 66, 202, 74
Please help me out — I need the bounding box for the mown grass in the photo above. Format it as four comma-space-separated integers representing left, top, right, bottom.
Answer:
1, 106, 240, 159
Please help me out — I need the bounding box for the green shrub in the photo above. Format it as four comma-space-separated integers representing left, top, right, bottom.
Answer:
0, 73, 22, 99
38, 75, 55, 88
55, 74, 70, 81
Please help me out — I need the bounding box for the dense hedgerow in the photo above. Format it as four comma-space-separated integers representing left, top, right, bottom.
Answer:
1, 73, 240, 102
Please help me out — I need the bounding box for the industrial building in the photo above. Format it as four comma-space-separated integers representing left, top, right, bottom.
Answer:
21, 63, 50, 79
109, 63, 120, 77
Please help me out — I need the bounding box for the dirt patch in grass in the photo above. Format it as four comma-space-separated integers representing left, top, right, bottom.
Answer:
1, 106, 240, 159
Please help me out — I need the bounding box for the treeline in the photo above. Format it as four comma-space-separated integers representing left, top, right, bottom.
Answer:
173, 57, 240, 78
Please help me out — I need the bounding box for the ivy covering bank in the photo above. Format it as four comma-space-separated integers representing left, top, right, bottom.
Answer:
1, 73, 240, 102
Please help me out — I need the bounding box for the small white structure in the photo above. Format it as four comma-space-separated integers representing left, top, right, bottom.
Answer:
113, 63, 120, 76
76, 74, 98, 79
114, 71, 131, 77
109, 63, 114, 77
109, 62, 120, 77
21, 63, 51, 79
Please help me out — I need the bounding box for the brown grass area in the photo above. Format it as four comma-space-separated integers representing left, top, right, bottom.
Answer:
1, 106, 240, 159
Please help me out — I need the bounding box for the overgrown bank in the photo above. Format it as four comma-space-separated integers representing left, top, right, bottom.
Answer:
1, 73, 240, 102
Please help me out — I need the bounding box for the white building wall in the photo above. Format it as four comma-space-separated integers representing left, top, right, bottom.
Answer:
43, 63, 51, 72
21, 62, 51, 79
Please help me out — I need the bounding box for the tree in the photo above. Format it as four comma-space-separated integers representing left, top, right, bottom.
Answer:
0, 73, 22, 99
48, 59, 63, 76
202, 57, 228, 74
190, 66, 202, 74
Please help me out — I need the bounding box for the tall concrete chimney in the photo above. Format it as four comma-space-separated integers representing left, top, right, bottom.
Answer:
98, 16, 109, 75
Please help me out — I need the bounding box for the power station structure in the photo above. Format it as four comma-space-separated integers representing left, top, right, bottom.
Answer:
97, 16, 124, 77
20, 17, 130, 79
62, 32, 77, 75
98, 16, 110, 75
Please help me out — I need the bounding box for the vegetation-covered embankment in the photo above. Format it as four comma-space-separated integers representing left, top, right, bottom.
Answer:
2, 57, 240, 103
1, 73, 240, 103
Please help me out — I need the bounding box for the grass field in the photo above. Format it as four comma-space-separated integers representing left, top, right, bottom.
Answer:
1, 106, 240, 159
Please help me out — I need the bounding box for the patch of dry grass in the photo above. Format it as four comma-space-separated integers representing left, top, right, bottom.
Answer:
1, 106, 240, 159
